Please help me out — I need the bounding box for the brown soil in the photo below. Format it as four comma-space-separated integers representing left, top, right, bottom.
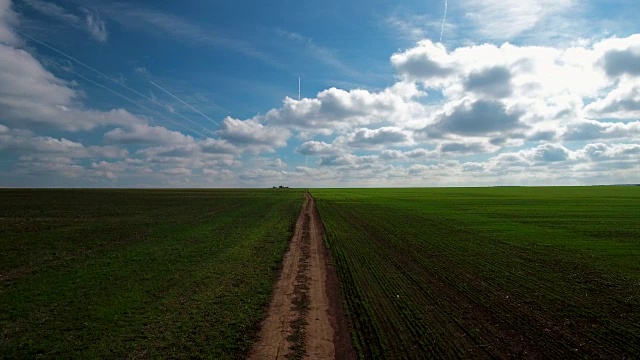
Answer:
249, 192, 355, 360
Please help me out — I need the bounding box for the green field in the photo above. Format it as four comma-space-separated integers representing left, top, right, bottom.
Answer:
0, 189, 302, 358
3, 187, 640, 358
312, 186, 640, 358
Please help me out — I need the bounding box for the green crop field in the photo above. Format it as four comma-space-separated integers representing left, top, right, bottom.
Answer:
0, 189, 302, 359
312, 186, 640, 358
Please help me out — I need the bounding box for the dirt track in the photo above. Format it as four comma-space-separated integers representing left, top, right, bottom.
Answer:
249, 192, 354, 360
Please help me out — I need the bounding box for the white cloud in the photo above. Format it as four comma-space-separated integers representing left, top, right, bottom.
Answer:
391, 41, 455, 82
162, 167, 192, 176
0, 40, 145, 130
88, 145, 128, 159
576, 143, 640, 162
0, 0, 19, 45
203, 168, 235, 180
23, 0, 80, 25
82, 8, 108, 42
199, 138, 237, 155
597, 37, 640, 78
341, 127, 412, 149
104, 124, 194, 145
437, 140, 498, 155
386, 14, 429, 41
0, 124, 128, 162
483, 142, 640, 181
239, 168, 289, 182
270, 30, 640, 185
23, 0, 109, 42
253, 157, 287, 169
563, 120, 640, 141
134, 66, 148, 75
14, 159, 87, 179
463, 0, 574, 40
265, 86, 426, 135
275, 29, 360, 77
425, 99, 525, 137
380, 148, 435, 160
296, 141, 336, 156
463, 66, 513, 98
216, 117, 290, 153
392, 39, 610, 100
584, 82, 640, 119
3, 0, 640, 187
390, 36, 640, 145
91, 160, 127, 179
319, 153, 379, 168
1, 125, 81, 153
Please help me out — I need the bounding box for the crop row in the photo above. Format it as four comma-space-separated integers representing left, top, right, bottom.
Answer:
313, 187, 640, 358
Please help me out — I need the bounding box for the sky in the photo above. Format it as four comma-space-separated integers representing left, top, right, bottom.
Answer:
1, 0, 639, 188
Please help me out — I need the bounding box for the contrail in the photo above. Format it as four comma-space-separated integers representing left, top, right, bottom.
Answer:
18, 30, 154, 104
67, 70, 213, 138
439, 0, 448, 43
149, 80, 219, 126
16, 30, 216, 136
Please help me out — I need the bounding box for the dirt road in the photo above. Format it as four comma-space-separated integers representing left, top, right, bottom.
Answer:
249, 192, 354, 360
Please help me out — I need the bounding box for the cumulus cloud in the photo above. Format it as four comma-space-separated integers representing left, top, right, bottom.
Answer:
104, 124, 194, 145
265, 86, 426, 135
438, 141, 497, 155
319, 154, 378, 168
3, 0, 640, 187
392, 39, 608, 101
222, 33, 640, 186
531, 143, 570, 162
601, 47, 640, 77
564, 120, 640, 141
584, 83, 640, 119
464, 66, 513, 98
257, 157, 287, 169
208, 34, 640, 160
0, 124, 128, 160
390, 41, 455, 81
483, 142, 640, 181
216, 117, 290, 153
202, 168, 235, 183
89, 145, 128, 159
296, 141, 336, 156
162, 167, 191, 176
91, 160, 127, 179
342, 127, 411, 148
387, 35, 640, 142
239, 168, 290, 182
199, 138, 237, 155
427, 100, 524, 137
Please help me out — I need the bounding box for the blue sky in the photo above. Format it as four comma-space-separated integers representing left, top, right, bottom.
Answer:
1, 0, 640, 187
